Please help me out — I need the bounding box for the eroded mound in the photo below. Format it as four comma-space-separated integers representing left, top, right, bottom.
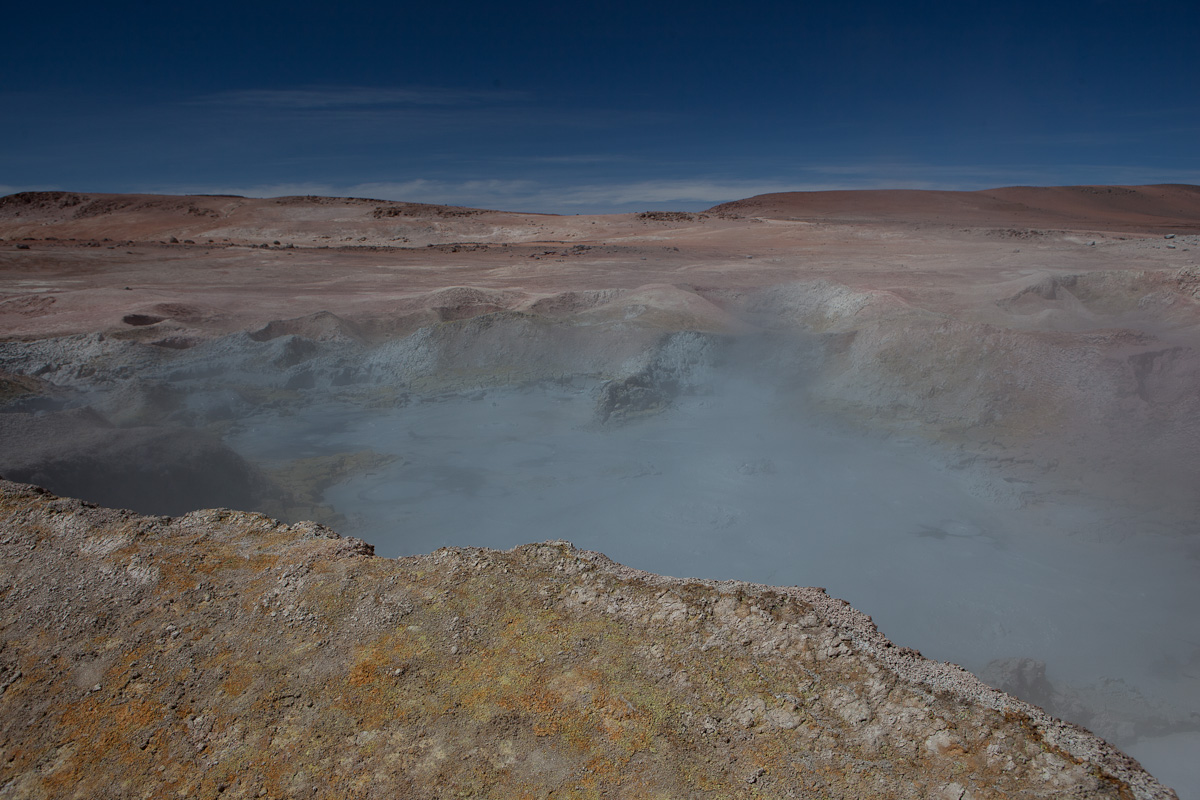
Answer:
0, 481, 1174, 799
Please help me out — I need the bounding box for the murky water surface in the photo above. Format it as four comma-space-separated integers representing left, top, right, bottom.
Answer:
227, 379, 1199, 796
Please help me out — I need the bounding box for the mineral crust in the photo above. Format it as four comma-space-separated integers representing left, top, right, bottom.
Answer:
0, 480, 1175, 799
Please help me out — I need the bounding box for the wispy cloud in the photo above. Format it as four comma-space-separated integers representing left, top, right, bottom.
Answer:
150, 178, 843, 213
151, 181, 347, 199
187, 86, 528, 110
351, 179, 538, 204
519, 180, 813, 209
155, 179, 541, 208
1051, 164, 1200, 185
145, 163, 1200, 215
511, 154, 641, 166
173, 87, 670, 143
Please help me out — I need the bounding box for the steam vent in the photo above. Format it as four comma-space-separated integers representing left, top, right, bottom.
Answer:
3, 187, 1199, 798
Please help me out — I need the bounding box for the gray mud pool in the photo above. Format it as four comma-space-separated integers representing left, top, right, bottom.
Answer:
224, 378, 1200, 797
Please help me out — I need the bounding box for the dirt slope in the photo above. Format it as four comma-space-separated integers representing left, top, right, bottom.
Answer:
0, 481, 1175, 799
709, 185, 1200, 231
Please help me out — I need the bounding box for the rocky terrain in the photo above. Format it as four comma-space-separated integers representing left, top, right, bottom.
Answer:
0, 480, 1174, 799
1, 186, 1198, 797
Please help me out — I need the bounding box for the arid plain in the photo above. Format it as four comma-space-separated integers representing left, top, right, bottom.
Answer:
1, 186, 1198, 798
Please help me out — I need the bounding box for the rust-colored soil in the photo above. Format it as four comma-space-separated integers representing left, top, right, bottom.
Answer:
0, 481, 1173, 799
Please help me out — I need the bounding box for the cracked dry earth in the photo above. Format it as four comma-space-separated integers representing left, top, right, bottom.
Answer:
0, 481, 1173, 799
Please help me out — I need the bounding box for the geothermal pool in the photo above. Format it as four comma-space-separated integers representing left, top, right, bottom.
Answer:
223, 377, 1200, 794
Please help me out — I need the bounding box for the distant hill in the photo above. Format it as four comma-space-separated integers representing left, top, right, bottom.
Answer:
3, 185, 1198, 241
0, 191, 541, 246
708, 185, 1200, 231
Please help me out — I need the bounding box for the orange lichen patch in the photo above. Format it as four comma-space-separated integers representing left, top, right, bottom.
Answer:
0, 483, 1174, 799
221, 661, 254, 698
346, 630, 423, 688
41, 695, 179, 796
347, 641, 393, 689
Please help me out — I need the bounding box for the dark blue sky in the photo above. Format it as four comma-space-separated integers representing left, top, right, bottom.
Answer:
3, 0, 1197, 212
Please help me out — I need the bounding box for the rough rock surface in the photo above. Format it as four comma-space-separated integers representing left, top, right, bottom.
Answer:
0, 480, 1174, 799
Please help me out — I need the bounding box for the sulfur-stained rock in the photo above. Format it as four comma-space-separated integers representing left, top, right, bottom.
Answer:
0, 480, 1176, 799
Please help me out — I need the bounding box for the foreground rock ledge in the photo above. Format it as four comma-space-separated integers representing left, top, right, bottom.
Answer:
0, 481, 1173, 800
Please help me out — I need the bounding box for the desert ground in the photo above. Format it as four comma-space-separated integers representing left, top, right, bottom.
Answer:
1, 185, 1198, 798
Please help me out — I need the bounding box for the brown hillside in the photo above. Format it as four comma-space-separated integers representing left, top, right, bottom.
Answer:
708, 185, 1200, 231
